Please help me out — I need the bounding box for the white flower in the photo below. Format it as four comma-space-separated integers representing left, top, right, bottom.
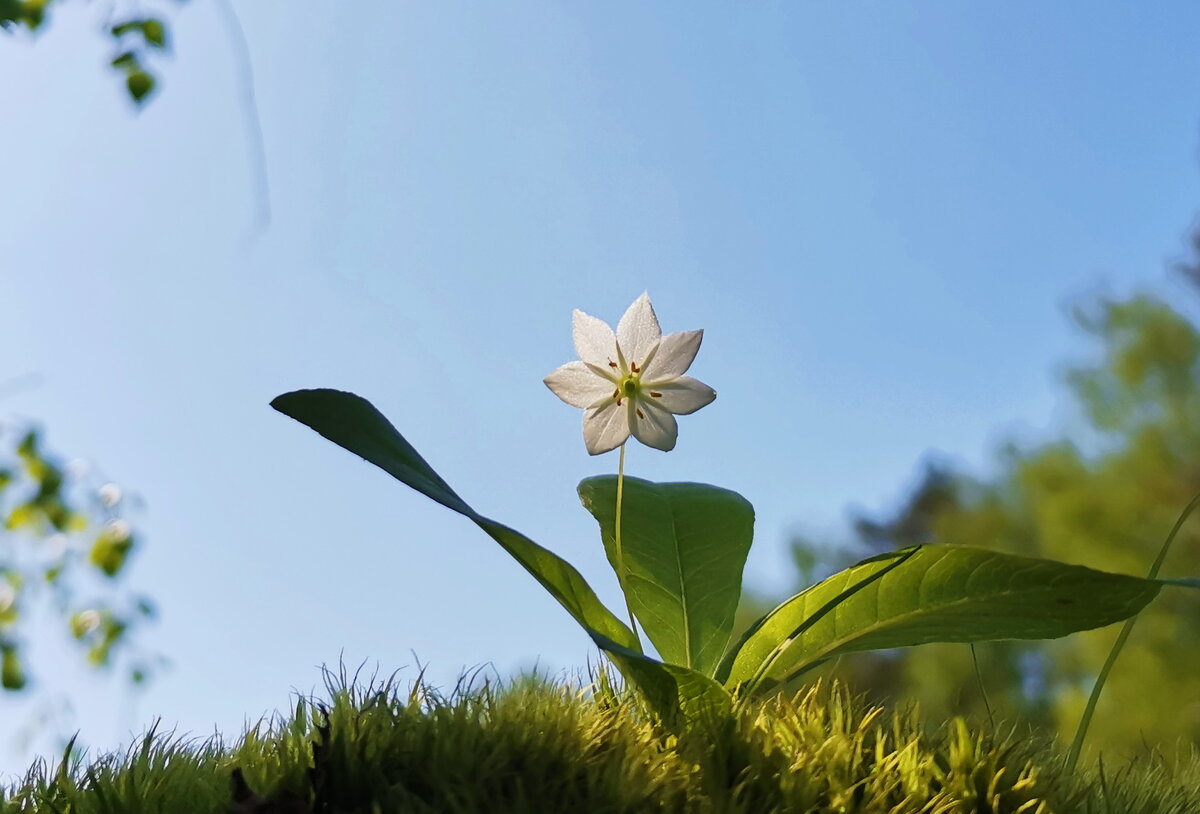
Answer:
98, 483, 122, 507
544, 293, 716, 455
104, 519, 132, 542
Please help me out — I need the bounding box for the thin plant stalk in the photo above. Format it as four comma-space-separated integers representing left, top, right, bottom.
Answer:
1066, 489, 1200, 770
615, 442, 640, 646
971, 643, 995, 734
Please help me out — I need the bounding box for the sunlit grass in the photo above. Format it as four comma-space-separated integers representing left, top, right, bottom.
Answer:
2, 666, 1198, 813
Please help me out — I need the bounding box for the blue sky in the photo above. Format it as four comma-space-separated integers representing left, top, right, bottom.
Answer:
3, 1, 1200, 769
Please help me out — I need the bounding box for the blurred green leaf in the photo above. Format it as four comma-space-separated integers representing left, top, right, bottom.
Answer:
6, 502, 35, 530
2, 645, 26, 690
111, 18, 167, 48
142, 19, 165, 47
126, 71, 155, 104
0, 0, 45, 29
90, 530, 133, 577
69, 611, 95, 639
16, 431, 37, 460
111, 51, 139, 70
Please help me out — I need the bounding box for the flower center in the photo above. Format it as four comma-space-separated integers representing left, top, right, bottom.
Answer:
613, 363, 645, 406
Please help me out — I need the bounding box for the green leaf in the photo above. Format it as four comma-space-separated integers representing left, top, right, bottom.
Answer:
1, 644, 25, 690
89, 529, 133, 577
590, 631, 731, 729
578, 476, 753, 677
126, 71, 156, 104
111, 51, 139, 70
16, 430, 37, 459
1, 0, 45, 30
111, 18, 166, 47
69, 611, 95, 639
141, 19, 166, 48
722, 545, 1163, 693
270, 389, 639, 653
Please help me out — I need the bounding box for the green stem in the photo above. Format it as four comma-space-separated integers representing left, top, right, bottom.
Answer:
971, 643, 995, 735
1066, 489, 1200, 771
615, 443, 641, 647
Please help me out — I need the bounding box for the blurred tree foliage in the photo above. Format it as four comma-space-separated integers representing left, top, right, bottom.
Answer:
1, 0, 183, 104
2, 0, 185, 700
0, 418, 155, 693
756, 269, 1200, 753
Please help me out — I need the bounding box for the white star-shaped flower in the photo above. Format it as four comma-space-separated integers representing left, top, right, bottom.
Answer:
544, 293, 716, 455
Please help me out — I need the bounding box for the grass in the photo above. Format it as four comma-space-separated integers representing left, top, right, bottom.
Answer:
1, 666, 1198, 813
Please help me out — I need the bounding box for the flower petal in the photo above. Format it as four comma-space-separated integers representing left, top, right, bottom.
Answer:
630, 401, 678, 451
573, 309, 618, 369
642, 329, 702, 381
583, 399, 632, 455
647, 376, 716, 416
616, 293, 662, 368
544, 361, 616, 408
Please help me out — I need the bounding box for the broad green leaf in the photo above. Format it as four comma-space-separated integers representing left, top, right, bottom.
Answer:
271, 389, 639, 653
578, 476, 753, 677
722, 545, 1162, 693
590, 631, 732, 729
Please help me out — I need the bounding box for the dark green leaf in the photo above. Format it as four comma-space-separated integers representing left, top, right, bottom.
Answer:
112, 18, 168, 48
578, 476, 753, 677
271, 389, 639, 653
111, 51, 139, 70
89, 530, 133, 577
16, 431, 36, 459
126, 71, 155, 104
142, 19, 166, 47
1, 645, 25, 690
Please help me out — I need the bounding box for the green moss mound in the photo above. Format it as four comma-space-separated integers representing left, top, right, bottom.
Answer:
3, 670, 1198, 813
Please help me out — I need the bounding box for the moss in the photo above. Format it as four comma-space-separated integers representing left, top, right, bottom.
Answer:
2, 670, 1197, 813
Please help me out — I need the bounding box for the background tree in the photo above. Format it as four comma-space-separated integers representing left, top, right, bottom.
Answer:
0, 407, 156, 695
752, 265, 1200, 753
1, 0, 224, 707
1, 0, 183, 103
